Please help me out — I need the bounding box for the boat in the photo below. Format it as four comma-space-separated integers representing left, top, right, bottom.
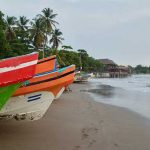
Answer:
0, 53, 38, 111
0, 65, 75, 121
0, 91, 54, 121
14, 65, 75, 97
74, 72, 92, 83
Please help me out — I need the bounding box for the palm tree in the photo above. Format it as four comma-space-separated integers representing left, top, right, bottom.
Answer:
30, 18, 46, 53
39, 8, 58, 32
17, 16, 29, 31
16, 16, 29, 42
77, 49, 88, 71
38, 8, 58, 57
50, 29, 64, 53
5, 16, 17, 41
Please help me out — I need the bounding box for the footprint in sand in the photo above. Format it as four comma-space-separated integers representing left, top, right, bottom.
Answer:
73, 145, 81, 150
81, 126, 99, 140
73, 125, 99, 149
114, 143, 119, 148
80, 126, 99, 148
81, 128, 89, 140
88, 139, 97, 148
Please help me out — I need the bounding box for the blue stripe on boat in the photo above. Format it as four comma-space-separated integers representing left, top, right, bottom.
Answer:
34, 65, 75, 77
28, 97, 41, 102
28, 94, 42, 99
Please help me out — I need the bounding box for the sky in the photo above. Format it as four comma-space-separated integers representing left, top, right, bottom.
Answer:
0, 0, 150, 66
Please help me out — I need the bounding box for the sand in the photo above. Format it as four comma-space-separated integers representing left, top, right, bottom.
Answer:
0, 83, 150, 150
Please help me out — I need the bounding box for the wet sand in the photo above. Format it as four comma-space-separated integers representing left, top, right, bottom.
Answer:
1, 83, 150, 150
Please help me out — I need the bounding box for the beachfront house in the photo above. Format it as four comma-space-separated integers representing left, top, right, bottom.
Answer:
97, 59, 131, 78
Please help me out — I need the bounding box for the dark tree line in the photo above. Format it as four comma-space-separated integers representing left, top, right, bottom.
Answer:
56, 48, 103, 72
134, 65, 150, 74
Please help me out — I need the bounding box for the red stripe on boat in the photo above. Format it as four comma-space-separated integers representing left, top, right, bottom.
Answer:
0, 53, 38, 87
0, 53, 38, 68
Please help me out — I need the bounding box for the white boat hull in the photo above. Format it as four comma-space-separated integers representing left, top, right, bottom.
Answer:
0, 91, 54, 121
74, 73, 92, 83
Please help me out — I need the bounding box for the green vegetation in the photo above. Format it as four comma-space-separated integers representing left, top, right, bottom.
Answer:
0, 8, 103, 72
56, 49, 103, 72
0, 8, 60, 58
134, 65, 150, 74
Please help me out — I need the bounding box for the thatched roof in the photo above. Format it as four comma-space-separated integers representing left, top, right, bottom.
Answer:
118, 65, 129, 71
98, 59, 117, 65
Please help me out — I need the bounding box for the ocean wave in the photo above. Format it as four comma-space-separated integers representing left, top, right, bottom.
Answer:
81, 84, 117, 97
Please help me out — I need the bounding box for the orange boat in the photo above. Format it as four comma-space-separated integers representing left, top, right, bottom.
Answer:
14, 65, 75, 98
36, 55, 57, 75
0, 65, 75, 121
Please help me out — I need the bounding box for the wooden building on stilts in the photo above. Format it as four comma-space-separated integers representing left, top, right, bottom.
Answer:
97, 59, 131, 78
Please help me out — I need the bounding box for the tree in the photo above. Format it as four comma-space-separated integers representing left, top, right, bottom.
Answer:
30, 18, 46, 51
0, 28, 12, 59
77, 49, 88, 70
16, 16, 29, 42
58, 50, 80, 67
11, 16, 31, 55
134, 65, 150, 74
0, 11, 11, 59
38, 8, 58, 57
50, 29, 64, 53
5, 16, 17, 41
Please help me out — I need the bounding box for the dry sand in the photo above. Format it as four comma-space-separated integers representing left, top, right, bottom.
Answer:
0, 83, 150, 150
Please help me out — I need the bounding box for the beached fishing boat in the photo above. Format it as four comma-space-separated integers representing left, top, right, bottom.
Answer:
15, 65, 75, 97
0, 65, 75, 121
0, 53, 38, 111
0, 91, 54, 121
74, 72, 92, 83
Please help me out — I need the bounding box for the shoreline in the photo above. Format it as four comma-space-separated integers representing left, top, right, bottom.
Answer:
88, 79, 150, 120
0, 83, 150, 150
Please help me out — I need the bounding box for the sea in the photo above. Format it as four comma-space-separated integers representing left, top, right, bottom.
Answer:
89, 74, 150, 119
